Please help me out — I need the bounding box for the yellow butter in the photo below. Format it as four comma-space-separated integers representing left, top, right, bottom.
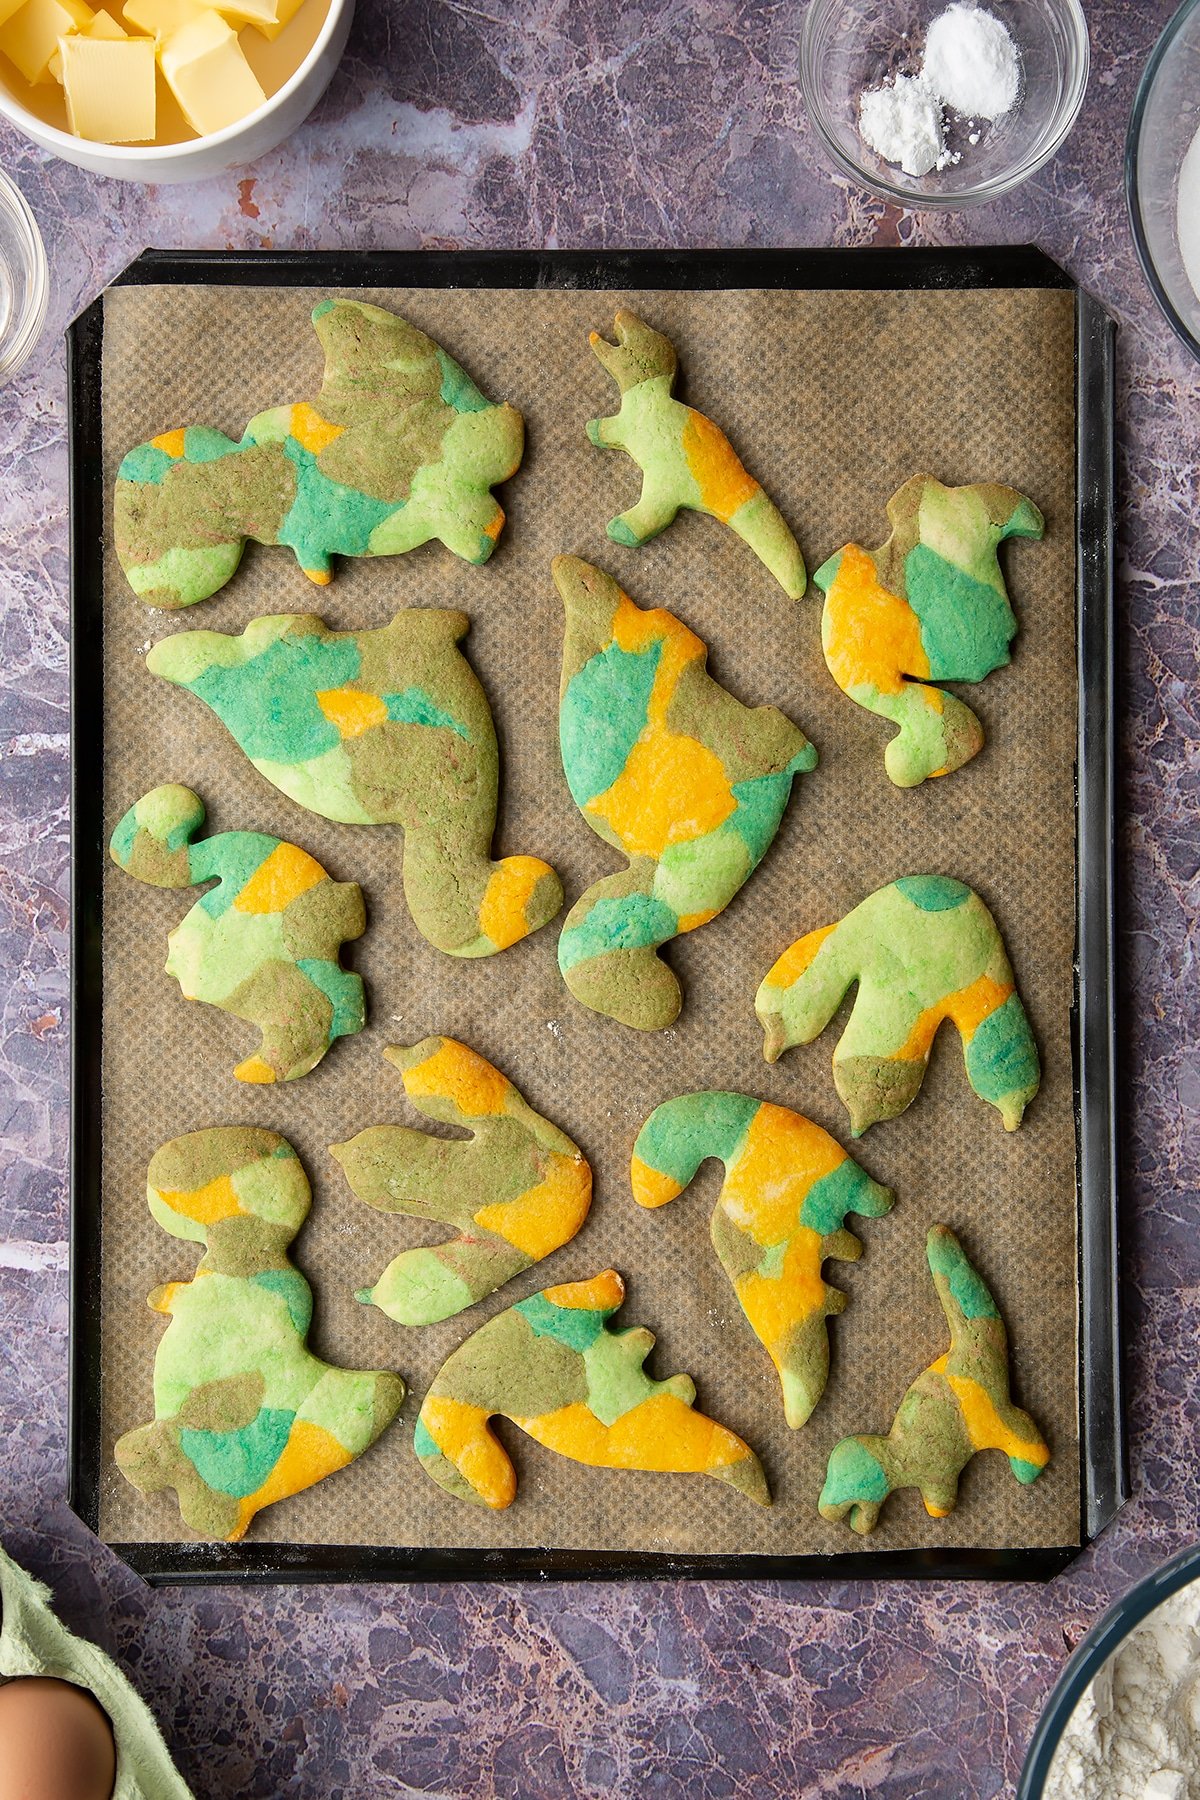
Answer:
1, 0, 93, 83
48, 6, 125, 83
212, 0, 302, 41
120, 0, 206, 40
159, 8, 264, 134
0, 0, 32, 34
60, 31, 154, 137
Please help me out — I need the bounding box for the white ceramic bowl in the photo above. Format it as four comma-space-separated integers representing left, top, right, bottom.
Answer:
0, 0, 353, 182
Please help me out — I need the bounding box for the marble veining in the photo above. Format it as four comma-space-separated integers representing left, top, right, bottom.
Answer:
0, 2, 1198, 1795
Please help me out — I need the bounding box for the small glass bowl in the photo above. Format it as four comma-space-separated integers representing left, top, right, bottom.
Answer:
800, 0, 1090, 209
0, 168, 47, 383
1127, 0, 1200, 361
1018, 1540, 1200, 1797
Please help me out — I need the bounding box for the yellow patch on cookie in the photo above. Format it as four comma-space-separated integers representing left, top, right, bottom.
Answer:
420, 1396, 515, 1509
762, 923, 835, 992
316, 687, 388, 738
403, 1038, 512, 1118
719, 1102, 845, 1245
289, 401, 345, 455
154, 1172, 244, 1225
542, 1270, 624, 1313
232, 1420, 352, 1540
151, 428, 187, 458
823, 543, 931, 695
586, 732, 733, 857
630, 1156, 684, 1209
479, 856, 547, 951
681, 411, 759, 522
234, 841, 326, 914
473, 1153, 592, 1259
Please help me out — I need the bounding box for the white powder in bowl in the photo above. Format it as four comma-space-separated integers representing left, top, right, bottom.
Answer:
859, 73, 954, 176
923, 2, 1020, 121
1042, 1583, 1200, 1800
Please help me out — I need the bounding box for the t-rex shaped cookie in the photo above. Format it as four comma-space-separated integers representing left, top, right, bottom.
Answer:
146, 609, 562, 958
555, 554, 816, 1030
814, 476, 1044, 787
115, 298, 525, 608
110, 783, 365, 1084
631, 1091, 893, 1428
331, 1038, 592, 1325
819, 1225, 1049, 1534
415, 1269, 770, 1510
587, 309, 807, 597
114, 1128, 405, 1542
756, 875, 1040, 1136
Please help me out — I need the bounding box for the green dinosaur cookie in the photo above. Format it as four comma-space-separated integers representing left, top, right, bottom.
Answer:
756, 875, 1040, 1136
415, 1269, 769, 1510
331, 1037, 592, 1326
631, 1091, 893, 1427
114, 298, 525, 608
113, 1128, 405, 1542
587, 309, 807, 597
110, 783, 365, 1084
819, 1225, 1050, 1534
555, 554, 816, 1030
146, 610, 562, 958
814, 475, 1044, 786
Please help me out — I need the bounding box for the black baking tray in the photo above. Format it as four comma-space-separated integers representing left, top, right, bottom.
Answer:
67, 246, 1125, 1584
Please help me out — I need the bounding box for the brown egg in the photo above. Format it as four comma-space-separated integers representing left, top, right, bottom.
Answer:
0, 1676, 116, 1800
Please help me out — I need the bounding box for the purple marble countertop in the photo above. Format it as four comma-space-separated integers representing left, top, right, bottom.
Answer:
1, 2, 1197, 1794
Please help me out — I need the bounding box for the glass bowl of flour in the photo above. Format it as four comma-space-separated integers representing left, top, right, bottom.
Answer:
800, 0, 1089, 207
1019, 1542, 1200, 1800
1128, 0, 1200, 360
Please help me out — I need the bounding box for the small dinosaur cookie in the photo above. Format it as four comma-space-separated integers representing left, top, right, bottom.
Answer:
331, 1038, 592, 1326
814, 476, 1044, 786
587, 309, 807, 597
555, 554, 816, 1030
414, 1269, 770, 1510
110, 784, 365, 1083
115, 298, 524, 608
819, 1225, 1050, 1534
146, 610, 562, 958
631, 1091, 893, 1427
113, 1128, 405, 1542
756, 875, 1040, 1136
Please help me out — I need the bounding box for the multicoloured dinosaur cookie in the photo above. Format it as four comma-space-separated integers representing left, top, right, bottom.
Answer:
414, 1269, 769, 1510
146, 610, 562, 958
814, 476, 1044, 787
113, 1128, 405, 1542
631, 1092, 893, 1427
110, 784, 365, 1084
756, 876, 1040, 1136
819, 1225, 1050, 1534
554, 555, 816, 1029
114, 298, 524, 608
331, 1038, 592, 1326
587, 309, 807, 597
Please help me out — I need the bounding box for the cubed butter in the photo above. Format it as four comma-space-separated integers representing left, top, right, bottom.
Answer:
159, 9, 264, 134
120, 0, 206, 39
60, 31, 154, 138
0, 0, 33, 34
1, 0, 93, 83
48, 6, 125, 83
208, 0, 302, 41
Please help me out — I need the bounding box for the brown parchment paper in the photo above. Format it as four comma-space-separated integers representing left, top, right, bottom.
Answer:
95, 281, 1079, 1557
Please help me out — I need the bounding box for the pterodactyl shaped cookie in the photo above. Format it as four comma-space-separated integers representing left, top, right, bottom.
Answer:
814, 475, 1044, 787
415, 1269, 770, 1510
756, 876, 1040, 1136
114, 1128, 405, 1542
110, 783, 365, 1083
115, 298, 525, 607
819, 1225, 1049, 1534
555, 554, 816, 1030
631, 1091, 893, 1427
586, 308, 807, 597
332, 1038, 592, 1326
147, 609, 562, 958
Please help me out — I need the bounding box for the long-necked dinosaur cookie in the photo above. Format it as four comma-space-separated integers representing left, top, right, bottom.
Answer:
756, 876, 1040, 1136
114, 1128, 405, 1542
555, 554, 816, 1029
587, 309, 807, 597
814, 476, 1044, 787
819, 1225, 1049, 1534
110, 784, 365, 1083
146, 610, 562, 958
115, 298, 524, 608
414, 1269, 769, 1510
331, 1038, 592, 1326
631, 1091, 893, 1427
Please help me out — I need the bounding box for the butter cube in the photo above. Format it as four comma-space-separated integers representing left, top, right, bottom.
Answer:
120, 0, 205, 39
0, 0, 32, 34
48, 6, 125, 83
159, 9, 264, 134
209, 0, 302, 41
1, 0, 93, 83
60, 32, 155, 138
